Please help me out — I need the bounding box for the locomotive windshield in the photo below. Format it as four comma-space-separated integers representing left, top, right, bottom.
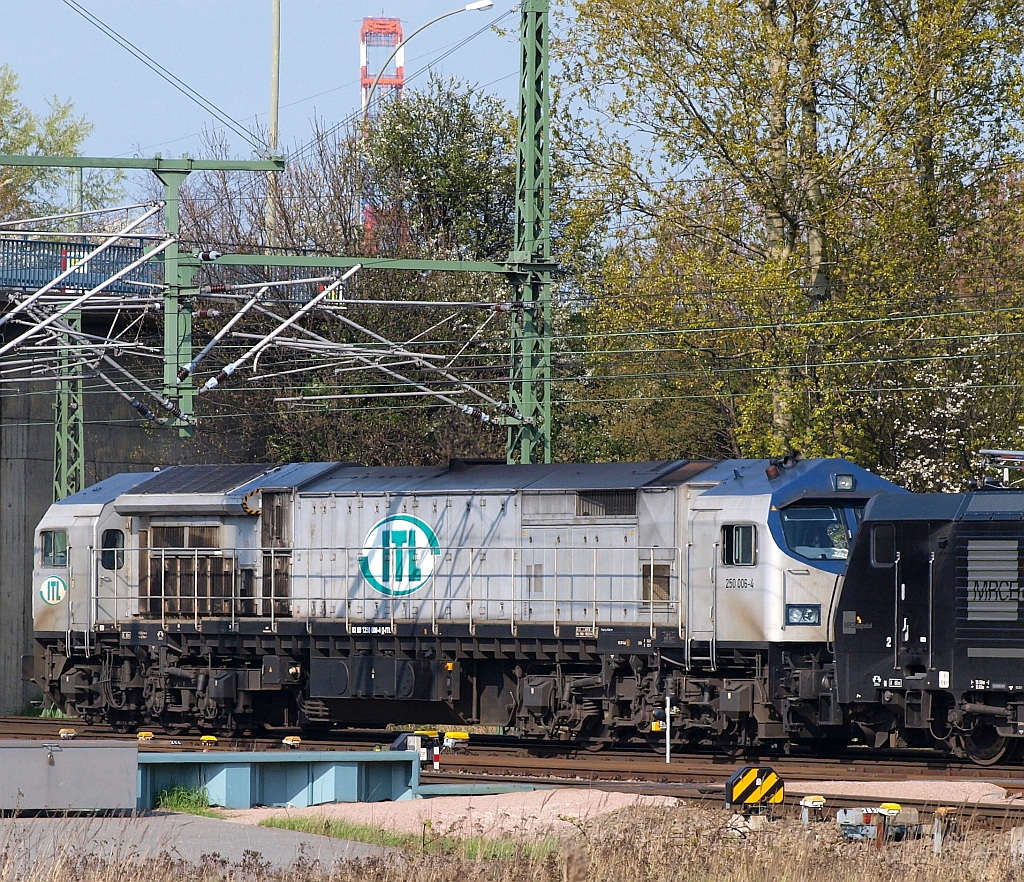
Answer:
780, 504, 864, 561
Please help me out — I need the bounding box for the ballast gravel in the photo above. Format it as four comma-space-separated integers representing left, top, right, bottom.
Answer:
223, 788, 679, 839
790, 779, 1014, 806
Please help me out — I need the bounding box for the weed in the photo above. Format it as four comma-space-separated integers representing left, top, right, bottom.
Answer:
260, 814, 559, 860
154, 786, 220, 818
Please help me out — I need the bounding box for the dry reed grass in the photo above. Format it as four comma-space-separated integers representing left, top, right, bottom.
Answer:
0, 804, 1019, 882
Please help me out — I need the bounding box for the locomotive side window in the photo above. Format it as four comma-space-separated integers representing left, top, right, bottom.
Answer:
100, 529, 125, 570
41, 530, 68, 567
871, 523, 896, 565
722, 524, 756, 566
780, 505, 848, 561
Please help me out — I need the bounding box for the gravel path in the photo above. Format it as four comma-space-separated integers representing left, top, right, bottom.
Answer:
223, 788, 678, 839
792, 779, 1013, 806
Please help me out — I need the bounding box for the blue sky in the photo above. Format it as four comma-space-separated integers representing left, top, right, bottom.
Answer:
0, 1, 521, 160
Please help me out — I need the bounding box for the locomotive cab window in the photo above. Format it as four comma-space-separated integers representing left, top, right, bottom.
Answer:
41, 530, 68, 567
722, 524, 756, 566
780, 505, 849, 561
101, 529, 125, 570
871, 523, 896, 565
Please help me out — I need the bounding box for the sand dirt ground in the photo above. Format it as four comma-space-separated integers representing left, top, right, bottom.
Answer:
221, 777, 1024, 841
223, 788, 678, 839
790, 779, 1016, 806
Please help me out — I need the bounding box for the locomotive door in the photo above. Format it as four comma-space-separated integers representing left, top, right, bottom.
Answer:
687, 509, 719, 668
262, 492, 293, 617
37, 522, 74, 635
894, 522, 932, 671
94, 517, 131, 624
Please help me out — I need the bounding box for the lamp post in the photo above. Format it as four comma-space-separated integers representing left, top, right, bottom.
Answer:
362, 1, 494, 120
266, 0, 283, 248
269, 0, 281, 153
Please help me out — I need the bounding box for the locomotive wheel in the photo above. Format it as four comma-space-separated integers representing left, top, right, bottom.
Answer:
109, 714, 138, 735
579, 724, 613, 752
199, 715, 241, 738
643, 727, 679, 753
159, 714, 191, 737
961, 722, 1010, 766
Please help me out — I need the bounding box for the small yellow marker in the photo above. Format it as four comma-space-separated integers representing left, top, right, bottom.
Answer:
200, 735, 218, 745
282, 735, 301, 748
58, 728, 76, 740
443, 731, 470, 751
137, 731, 154, 742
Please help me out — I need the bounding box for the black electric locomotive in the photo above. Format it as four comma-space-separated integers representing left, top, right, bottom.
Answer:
835, 485, 1024, 764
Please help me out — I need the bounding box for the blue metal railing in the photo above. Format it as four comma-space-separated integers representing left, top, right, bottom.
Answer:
0, 237, 164, 296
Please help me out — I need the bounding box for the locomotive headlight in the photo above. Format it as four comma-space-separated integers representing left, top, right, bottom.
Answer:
835, 474, 855, 491
786, 604, 821, 626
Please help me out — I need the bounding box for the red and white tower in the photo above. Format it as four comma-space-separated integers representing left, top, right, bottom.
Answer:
360, 18, 404, 116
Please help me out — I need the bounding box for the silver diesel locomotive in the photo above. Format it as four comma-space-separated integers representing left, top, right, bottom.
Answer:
30, 457, 899, 748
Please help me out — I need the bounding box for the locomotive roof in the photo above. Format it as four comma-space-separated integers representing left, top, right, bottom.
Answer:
91, 457, 901, 514
55, 471, 161, 507
697, 457, 902, 505
279, 459, 716, 494
130, 462, 278, 495
105, 460, 716, 515
865, 490, 1024, 522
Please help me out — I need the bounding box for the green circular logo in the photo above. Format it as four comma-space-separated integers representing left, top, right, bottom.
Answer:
39, 575, 68, 606
358, 514, 441, 597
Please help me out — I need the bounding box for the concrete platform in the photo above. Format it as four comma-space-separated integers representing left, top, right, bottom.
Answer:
0, 813, 388, 871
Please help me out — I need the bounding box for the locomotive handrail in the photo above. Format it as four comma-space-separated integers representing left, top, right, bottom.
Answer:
552, 543, 559, 639
893, 550, 902, 670
468, 549, 475, 637
685, 542, 692, 669
648, 547, 655, 639
927, 550, 935, 670
84, 542, 683, 637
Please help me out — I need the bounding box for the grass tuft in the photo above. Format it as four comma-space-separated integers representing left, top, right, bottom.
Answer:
37, 703, 75, 719
260, 815, 559, 859
154, 786, 220, 817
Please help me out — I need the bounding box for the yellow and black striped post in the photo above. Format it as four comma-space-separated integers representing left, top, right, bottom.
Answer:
724, 766, 784, 810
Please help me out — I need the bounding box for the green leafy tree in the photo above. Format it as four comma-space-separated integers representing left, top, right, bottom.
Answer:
553, 0, 1024, 479
177, 79, 517, 465
0, 64, 114, 220
364, 74, 516, 262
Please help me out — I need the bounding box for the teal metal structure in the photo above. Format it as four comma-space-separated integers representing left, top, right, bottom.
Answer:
508, 0, 553, 464
137, 748, 420, 809
52, 311, 84, 501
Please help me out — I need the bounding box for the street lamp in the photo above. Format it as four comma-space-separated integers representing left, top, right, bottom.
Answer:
362, 1, 494, 120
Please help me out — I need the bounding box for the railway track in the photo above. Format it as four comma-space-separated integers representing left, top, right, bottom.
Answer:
0, 716, 1016, 777
7, 716, 1024, 827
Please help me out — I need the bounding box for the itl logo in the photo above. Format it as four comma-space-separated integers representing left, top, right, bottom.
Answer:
358, 514, 441, 597
39, 575, 68, 606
